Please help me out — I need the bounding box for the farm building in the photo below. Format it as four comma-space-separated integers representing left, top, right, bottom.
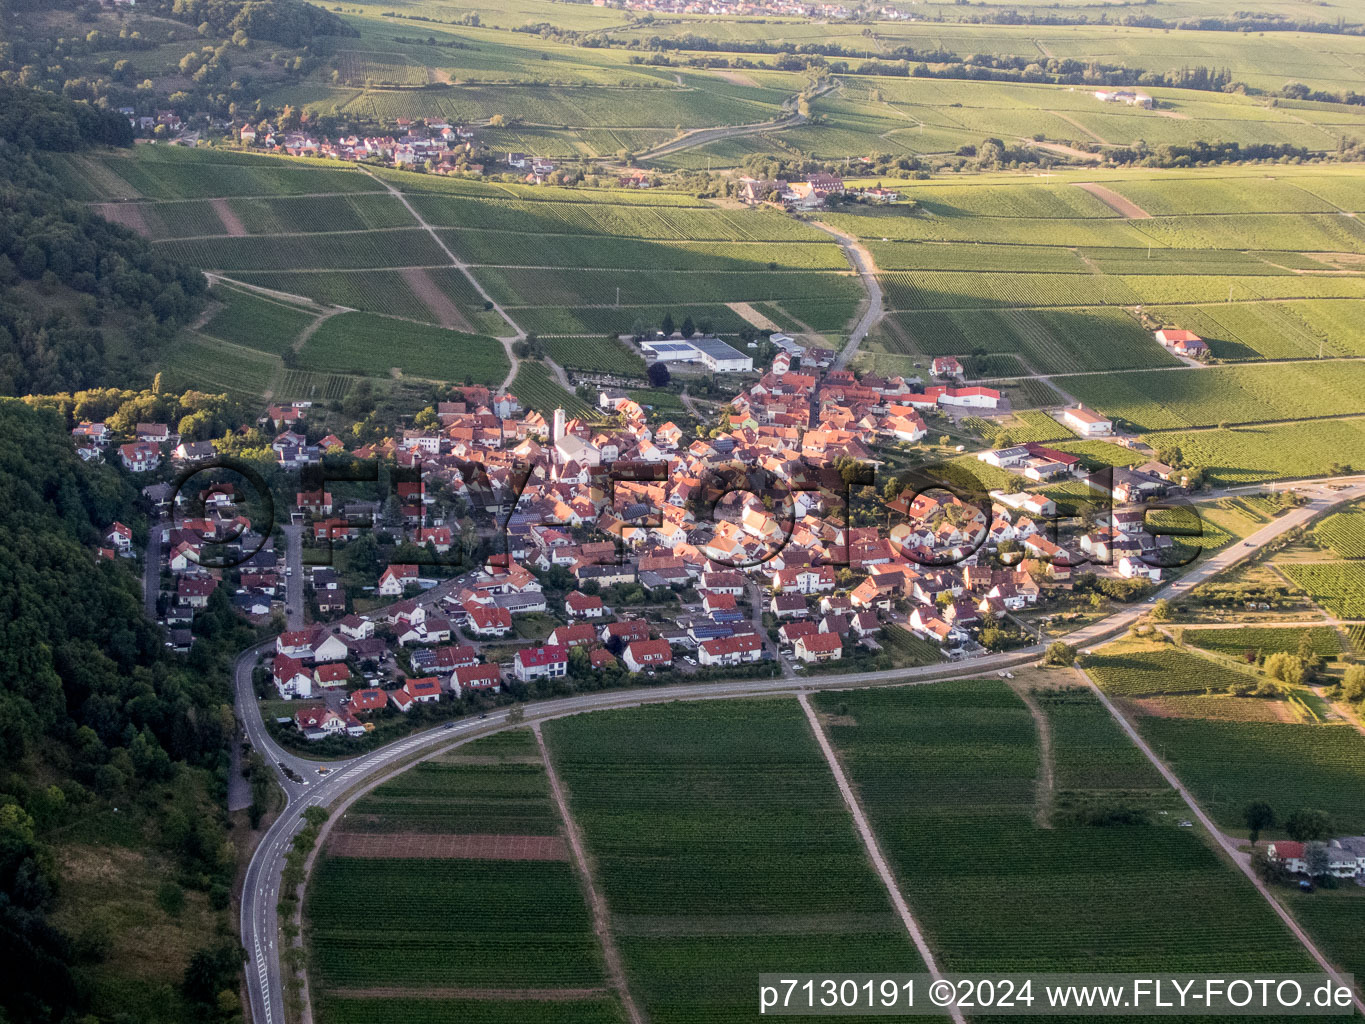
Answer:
1155, 329, 1209, 357
1062, 406, 1113, 436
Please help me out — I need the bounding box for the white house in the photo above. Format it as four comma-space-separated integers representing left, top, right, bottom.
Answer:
513, 644, 569, 683
698, 633, 764, 667
378, 564, 419, 597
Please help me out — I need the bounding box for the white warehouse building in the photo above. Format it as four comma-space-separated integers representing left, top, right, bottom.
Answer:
641, 335, 753, 373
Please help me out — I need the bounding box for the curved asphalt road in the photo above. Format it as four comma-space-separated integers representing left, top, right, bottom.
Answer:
239, 477, 1365, 1024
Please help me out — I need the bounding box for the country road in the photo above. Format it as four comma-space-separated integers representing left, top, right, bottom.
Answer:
236, 475, 1365, 1024
809, 220, 885, 371
633, 81, 836, 162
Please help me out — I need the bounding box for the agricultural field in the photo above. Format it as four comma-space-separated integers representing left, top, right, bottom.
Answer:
1311, 508, 1365, 559
1060, 362, 1365, 433
880, 625, 946, 668
1134, 716, 1365, 836
297, 312, 509, 385
509, 362, 596, 420
874, 306, 1175, 375
1138, 420, 1365, 487
160, 334, 280, 401
1277, 563, 1365, 620
1196, 494, 1296, 540
1086, 645, 1264, 699
812, 681, 1316, 974
540, 338, 647, 377
962, 411, 1072, 446
541, 700, 927, 1023
199, 287, 318, 355
307, 731, 626, 1023
1183, 627, 1343, 660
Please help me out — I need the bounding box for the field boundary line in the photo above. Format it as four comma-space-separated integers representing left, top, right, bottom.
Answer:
533, 722, 645, 1024
1077, 667, 1365, 1013
797, 693, 964, 1024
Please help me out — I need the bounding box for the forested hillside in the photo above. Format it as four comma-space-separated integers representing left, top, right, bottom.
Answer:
0, 401, 252, 1024
0, 86, 206, 395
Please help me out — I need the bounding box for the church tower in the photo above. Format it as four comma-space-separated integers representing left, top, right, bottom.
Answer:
552, 406, 566, 445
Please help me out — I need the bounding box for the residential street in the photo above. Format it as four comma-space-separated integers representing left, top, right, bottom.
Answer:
233, 475, 1365, 1024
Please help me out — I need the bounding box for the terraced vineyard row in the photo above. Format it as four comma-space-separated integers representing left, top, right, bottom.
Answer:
158, 229, 449, 272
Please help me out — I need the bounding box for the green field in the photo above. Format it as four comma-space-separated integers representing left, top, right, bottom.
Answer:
308, 732, 623, 1019
1086, 646, 1263, 698
542, 700, 926, 1023
200, 287, 318, 355
1135, 717, 1365, 836
1183, 627, 1343, 659
540, 338, 647, 377
1139, 421, 1365, 486
811, 681, 1316, 974
1278, 563, 1365, 620
1060, 362, 1365, 433
1312, 508, 1365, 559
297, 312, 508, 385
510, 362, 596, 420
160, 334, 280, 400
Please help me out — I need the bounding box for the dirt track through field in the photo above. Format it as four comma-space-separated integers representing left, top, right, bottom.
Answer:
95, 203, 152, 237
798, 694, 966, 1024
327, 831, 569, 860
330, 986, 612, 1001
1075, 182, 1151, 219
210, 198, 248, 236
1011, 684, 1055, 828
402, 267, 475, 331
534, 723, 645, 1024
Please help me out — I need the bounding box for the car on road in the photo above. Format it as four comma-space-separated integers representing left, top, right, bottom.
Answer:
442, 722, 456, 730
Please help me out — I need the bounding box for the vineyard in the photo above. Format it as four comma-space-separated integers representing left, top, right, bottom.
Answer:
1183, 627, 1342, 659
539, 338, 647, 376
1312, 508, 1365, 559
471, 267, 861, 310
1086, 646, 1262, 698
272, 370, 351, 402
200, 288, 316, 355
811, 681, 1316, 974
1135, 717, 1365, 835
1060, 361, 1365, 433
880, 625, 945, 667
1138, 420, 1365, 486
880, 270, 1139, 311
1278, 563, 1365, 619
95, 150, 375, 200
509, 362, 596, 420
511, 303, 750, 337
873, 306, 1174, 375
963, 411, 1071, 446
160, 335, 278, 400
297, 312, 508, 385
157, 229, 450, 272
307, 733, 620, 1017
541, 699, 926, 1021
